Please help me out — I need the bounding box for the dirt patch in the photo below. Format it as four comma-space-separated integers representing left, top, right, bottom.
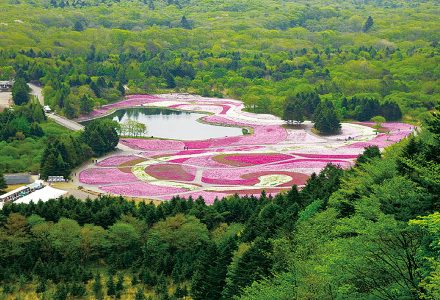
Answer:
0, 92, 12, 110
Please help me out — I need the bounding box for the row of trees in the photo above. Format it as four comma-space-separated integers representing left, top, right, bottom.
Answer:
282, 92, 341, 134
118, 118, 147, 137
39, 119, 119, 179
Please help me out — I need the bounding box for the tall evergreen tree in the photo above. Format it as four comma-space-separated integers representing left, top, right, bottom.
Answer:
313, 100, 341, 134
11, 78, 31, 105
0, 173, 7, 194
363, 16, 374, 32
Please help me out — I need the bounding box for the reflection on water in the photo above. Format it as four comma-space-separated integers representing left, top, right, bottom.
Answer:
80, 107, 243, 140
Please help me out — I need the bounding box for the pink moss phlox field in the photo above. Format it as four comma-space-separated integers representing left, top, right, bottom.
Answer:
224, 153, 293, 165
99, 182, 189, 196
144, 164, 197, 181
77, 95, 416, 201
292, 153, 359, 159
79, 168, 140, 185
202, 159, 353, 185
75, 96, 161, 120
343, 131, 412, 149
273, 159, 353, 169
241, 171, 309, 187
184, 140, 213, 149
215, 146, 264, 152
352, 122, 415, 132
175, 149, 210, 156
96, 155, 142, 167
181, 155, 235, 168
120, 139, 185, 151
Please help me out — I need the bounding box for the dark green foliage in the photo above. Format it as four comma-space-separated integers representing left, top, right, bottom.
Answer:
11, 77, 31, 106
135, 287, 146, 300
92, 273, 104, 300
313, 99, 341, 134
107, 276, 115, 296
180, 16, 191, 29
355, 145, 381, 166
363, 16, 374, 33
341, 97, 402, 121
0, 173, 7, 194
81, 119, 119, 155
80, 94, 94, 115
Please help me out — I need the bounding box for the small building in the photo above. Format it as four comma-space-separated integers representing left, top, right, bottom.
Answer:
4, 173, 31, 185
0, 80, 14, 90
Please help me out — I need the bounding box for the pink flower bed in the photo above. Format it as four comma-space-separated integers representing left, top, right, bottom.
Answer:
184, 140, 213, 149
75, 96, 161, 120
79, 168, 139, 185
292, 153, 358, 159
97, 155, 142, 167
144, 164, 197, 181
120, 139, 185, 151
185, 155, 233, 168
202, 159, 353, 185
215, 146, 264, 152
223, 153, 294, 165
100, 182, 188, 196
343, 131, 412, 149
352, 122, 415, 132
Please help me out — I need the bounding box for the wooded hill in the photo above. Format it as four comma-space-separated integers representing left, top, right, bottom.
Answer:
0, 0, 438, 120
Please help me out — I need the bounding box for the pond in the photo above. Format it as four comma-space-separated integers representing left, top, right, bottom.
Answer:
80, 107, 244, 140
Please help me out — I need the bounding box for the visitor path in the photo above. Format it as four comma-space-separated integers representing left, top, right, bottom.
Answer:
73, 94, 416, 203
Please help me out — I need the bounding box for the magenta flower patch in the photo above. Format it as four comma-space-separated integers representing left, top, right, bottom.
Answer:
79, 168, 139, 185
100, 182, 188, 196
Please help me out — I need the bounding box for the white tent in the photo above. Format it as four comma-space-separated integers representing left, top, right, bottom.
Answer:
14, 186, 68, 204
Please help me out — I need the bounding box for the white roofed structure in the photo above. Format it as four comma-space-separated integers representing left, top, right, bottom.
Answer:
13, 186, 67, 204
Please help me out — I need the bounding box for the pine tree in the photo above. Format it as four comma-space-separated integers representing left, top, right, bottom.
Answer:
0, 173, 7, 194
118, 82, 125, 95
191, 243, 222, 300
107, 276, 116, 296
180, 16, 191, 29
92, 273, 104, 300
363, 16, 374, 32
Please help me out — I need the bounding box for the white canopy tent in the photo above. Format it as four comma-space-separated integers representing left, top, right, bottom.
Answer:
14, 186, 68, 204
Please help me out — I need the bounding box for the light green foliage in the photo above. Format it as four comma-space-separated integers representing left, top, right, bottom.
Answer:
152, 214, 209, 252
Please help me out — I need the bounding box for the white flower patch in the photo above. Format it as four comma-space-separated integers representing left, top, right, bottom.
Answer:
206, 186, 264, 191
150, 181, 201, 191
255, 174, 292, 187
141, 101, 183, 107
225, 107, 285, 125
131, 166, 156, 181
131, 160, 161, 181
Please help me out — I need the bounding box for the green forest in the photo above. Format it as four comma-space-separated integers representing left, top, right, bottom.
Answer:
0, 0, 439, 120
0, 111, 439, 299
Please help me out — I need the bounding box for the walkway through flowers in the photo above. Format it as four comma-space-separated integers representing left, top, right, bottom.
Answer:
76, 94, 416, 203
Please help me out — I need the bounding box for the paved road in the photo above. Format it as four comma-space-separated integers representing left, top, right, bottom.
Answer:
28, 83, 44, 106
28, 83, 84, 131
47, 113, 84, 131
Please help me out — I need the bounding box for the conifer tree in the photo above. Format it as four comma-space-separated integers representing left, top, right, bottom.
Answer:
0, 173, 7, 194
363, 16, 374, 32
